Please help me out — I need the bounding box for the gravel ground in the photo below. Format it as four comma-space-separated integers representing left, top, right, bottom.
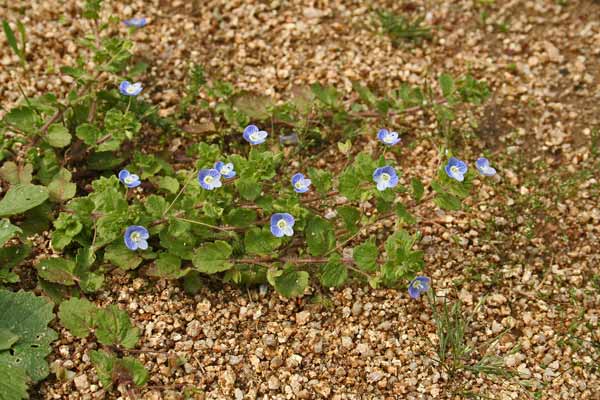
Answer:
2, 0, 600, 399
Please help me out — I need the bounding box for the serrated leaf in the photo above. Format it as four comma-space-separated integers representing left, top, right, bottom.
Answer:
0, 363, 28, 400
224, 208, 257, 227
4, 107, 37, 134
338, 167, 362, 201
319, 254, 348, 288
395, 202, 416, 225
192, 241, 232, 274
0, 328, 19, 351
305, 216, 335, 256
118, 357, 149, 387
0, 184, 48, 217
434, 192, 462, 211
95, 305, 139, 349
104, 243, 143, 271
48, 168, 76, 202
0, 290, 58, 382
337, 206, 360, 234
36, 258, 77, 285
0, 219, 22, 247
236, 178, 261, 201
0, 162, 32, 185
308, 167, 333, 195
147, 253, 188, 279
153, 176, 179, 194
90, 350, 115, 389
46, 124, 71, 148
244, 228, 281, 255
75, 123, 100, 146
411, 177, 424, 203
353, 239, 378, 272
272, 267, 309, 298
58, 298, 97, 338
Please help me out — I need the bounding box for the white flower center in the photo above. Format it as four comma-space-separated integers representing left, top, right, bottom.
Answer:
380, 173, 390, 183
384, 135, 394, 143
277, 220, 287, 230
221, 165, 231, 174
126, 85, 137, 94
124, 175, 135, 184
131, 232, 141, 242
250, 132, 260, 141
450, 166, 459, 174
295, 181, 304, 189
204, 175, 214, 185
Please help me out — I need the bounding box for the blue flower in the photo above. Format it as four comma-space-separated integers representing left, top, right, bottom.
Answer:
373, 166, 399, 191
377, 129, 401, 146
280, 132, 299, 145
124, 225, 149, 251
123, 17, 148, 28
408, 276, 431, 299
118, 169, 141, 188
270, 213, 295, 237
198, 168, 222, 190
291, 173, 311, 193
475, 157, 496, 177
243, 125, 268, 145
214, 161, 236, 179
445, 157, 468, 182
119, 80, 143, 96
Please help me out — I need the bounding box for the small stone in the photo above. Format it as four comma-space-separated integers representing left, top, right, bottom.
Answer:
296, 311, 311, 326
74, 374, 89, 391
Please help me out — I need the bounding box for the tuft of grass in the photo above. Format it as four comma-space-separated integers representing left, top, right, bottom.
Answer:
375, 9, 432, 45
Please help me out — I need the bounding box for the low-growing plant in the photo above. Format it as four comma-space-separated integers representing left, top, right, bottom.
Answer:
0, 0, 498, 396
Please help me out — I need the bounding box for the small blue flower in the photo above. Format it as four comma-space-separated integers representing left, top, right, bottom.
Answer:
214, 161, 236, 179
124, 225, 149, 251
377, 129, 401, 146
198, 168, 222, 190
243, 125, 268, 145
270, 213, 295, 237
123, 17, 148, 28
475, 157, 496, 177
373, 166, 399, 191
280, 132, 299, 145
119, 80, 143, 96
118, 169, 141, 188
291, 173, 311, 193
445, 157, 468, 182
408, 276, 431, 299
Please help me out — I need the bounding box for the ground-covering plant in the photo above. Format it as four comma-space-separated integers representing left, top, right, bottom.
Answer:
0, 0, 497, 396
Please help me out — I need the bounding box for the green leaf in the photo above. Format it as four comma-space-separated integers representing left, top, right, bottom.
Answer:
4, 107, 37, 134
58, 298, 97, 338
46, 124, 71, 148
144, 195, 167, 218
434, 192, 462, 211
90, 350, 115, 389
75, 123, 101, 146
244, 228, 281, 255
95, 305, 139, 349
310, 83, 340, 108
0, 184, 48, 217
337, 206, 360, 234
0, 328, 19, 351
353, 239, 378, 272
182, 271, 203, 295
411, 178, 424, 203
308, 167, 333, 195
192, 241, 232, 274
233, 92, 274, 120
320, 254, 348, 288
36, 258, 77, 285
395, 202, 416, 225
87, 152, 125, 170
439, 73, 455, 98
0, 363, 28, 400
147, 253, 188, 280
338, 167, 362, 201
0, 219, 22, 247
118, 357, 149, 387
305, 216, 335, 256
48, 168, 76, 202
0, 162, 33, 185
236, 178, 261, 201
153, 176, 179, 194
272, 267, 309, 298
104, 243, 143, 271
2, 21, 20, 59
352, 82, 378, 106
224, 208, 257, 227
0, 289, 58, 382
